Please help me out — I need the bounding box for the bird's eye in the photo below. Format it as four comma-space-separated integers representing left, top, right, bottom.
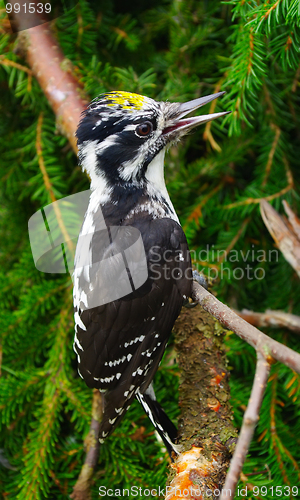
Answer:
135, 121, 153, 137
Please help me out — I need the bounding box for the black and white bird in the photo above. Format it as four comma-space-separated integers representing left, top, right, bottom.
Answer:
73, 90, 228, 456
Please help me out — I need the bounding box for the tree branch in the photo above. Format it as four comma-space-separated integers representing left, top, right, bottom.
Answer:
70, 390, 104, 500
167, 282, 300, 499
235, 308, 300, 334
186, 281, 300, 499
191, 282, 300, 373
166, 305, 237, 500
11, 3, 87, 153
219, 353, 271, 499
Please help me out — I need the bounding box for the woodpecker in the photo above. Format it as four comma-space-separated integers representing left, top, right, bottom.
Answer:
73, 90, 228, 456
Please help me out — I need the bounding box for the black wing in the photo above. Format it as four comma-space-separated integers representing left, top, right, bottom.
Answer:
73, 215, 192, 439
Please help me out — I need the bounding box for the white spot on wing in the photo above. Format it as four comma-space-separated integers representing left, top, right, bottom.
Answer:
124, 334, 145, 348
104, 355, 126, 367
132, 367, 143, 376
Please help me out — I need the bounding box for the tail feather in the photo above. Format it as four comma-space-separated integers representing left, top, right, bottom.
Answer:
136, 384, 180, 458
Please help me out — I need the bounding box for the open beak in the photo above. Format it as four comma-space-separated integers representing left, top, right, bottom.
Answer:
163, 91, 230, 137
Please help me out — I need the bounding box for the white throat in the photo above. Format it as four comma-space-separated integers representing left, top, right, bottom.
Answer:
145, 149, 179, 223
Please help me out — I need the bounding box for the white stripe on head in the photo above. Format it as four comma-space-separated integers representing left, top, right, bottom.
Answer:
79, 140, 112, 198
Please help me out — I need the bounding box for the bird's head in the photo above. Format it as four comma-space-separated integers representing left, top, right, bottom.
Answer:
76, 91, 228, 196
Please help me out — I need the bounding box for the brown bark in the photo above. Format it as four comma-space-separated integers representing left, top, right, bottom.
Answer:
235, 308, 300, 334
167, 305, 237, 500
11, 2, 88, 153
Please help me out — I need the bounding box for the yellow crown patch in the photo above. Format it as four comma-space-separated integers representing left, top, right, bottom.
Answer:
105, 91, 145, 110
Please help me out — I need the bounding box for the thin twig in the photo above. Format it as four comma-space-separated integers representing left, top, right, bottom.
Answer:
218, 217, 250, 263
225, 159, 294, 210
191, 282, 300, 373
0, 55, 33, 74
219, 353, 271, 499
70, 390, 104, 500
36, 113, 75, 257
203, 79, 225, 152
264, 0, 281, 20
262, 123, 281, 186
184, 183, 223, 228
224, 184, 293, 209
235, 309, 300, 334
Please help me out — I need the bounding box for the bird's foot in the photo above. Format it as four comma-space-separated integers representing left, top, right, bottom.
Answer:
192, 270, 208, 289
183, 271, 208, 308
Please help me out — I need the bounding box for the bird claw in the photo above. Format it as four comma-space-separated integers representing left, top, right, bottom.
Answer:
192, 270, 208, 289
183, 300, 198, 309
183, 271, 208, 308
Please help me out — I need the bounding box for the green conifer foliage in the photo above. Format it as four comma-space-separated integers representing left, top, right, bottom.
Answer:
0, 0, 300, 498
